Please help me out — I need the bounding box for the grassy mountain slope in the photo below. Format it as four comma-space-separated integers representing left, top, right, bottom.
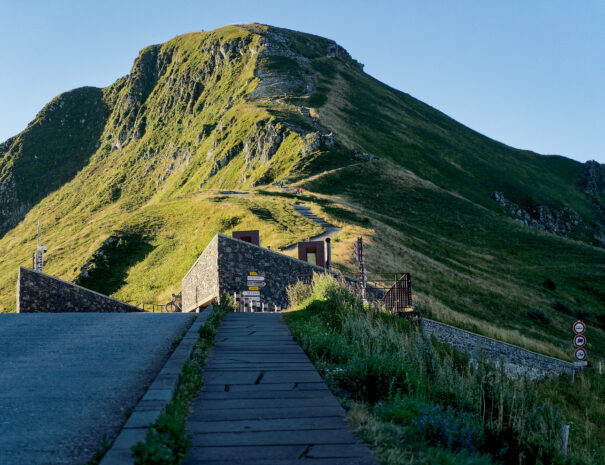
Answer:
0, 24, 603, 362
0, 86, 112, 235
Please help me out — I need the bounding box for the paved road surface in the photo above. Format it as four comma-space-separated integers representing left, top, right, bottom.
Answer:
0, 313, 193, 465
183, 313, 376, 464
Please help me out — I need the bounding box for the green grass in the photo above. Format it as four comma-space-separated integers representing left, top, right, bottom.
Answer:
0, 22, 603, 369
132, 297, 232, 464
302, 160, 605, 359
284, 274, 603, 464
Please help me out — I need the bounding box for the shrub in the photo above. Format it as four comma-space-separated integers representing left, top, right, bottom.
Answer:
375, 396, 427, 425
553, 301, 573, 315
284, 274, 572, 464
542, 278, 556, 291
132, 412, 190, 465
216, 215, 240, 232
286, 279, 313, 307
525, 307, 551, 325
411, 404, 485, 453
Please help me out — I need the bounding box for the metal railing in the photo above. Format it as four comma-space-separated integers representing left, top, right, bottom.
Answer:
366, 273, 420, 319
233, 292, 282, 313
125, 301, 181, 313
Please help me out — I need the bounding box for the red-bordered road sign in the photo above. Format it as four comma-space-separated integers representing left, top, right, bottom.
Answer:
573, 334, 587, 348
575, 348, 587, 361
573, 321, 586, 335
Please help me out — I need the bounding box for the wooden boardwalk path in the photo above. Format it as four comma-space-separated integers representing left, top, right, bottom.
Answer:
183, 313, 376, 464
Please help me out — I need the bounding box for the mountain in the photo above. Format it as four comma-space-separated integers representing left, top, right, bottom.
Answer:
0, 23, 604, 359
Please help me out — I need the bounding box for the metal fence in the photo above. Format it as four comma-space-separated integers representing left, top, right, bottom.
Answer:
125, 301, 181, 313
366, 273, 420, 319
233, 292, 282, 313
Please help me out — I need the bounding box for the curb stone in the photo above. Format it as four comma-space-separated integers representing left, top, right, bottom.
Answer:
99, 306, 213, 465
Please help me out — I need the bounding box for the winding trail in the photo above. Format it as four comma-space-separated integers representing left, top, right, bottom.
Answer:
282, 204, 341, 252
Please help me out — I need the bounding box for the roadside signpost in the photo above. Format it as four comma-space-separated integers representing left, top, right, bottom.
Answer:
573, 334, 586, 348
235, 272, 268, 312
573, 321, 586, 335
242, 290, 260, 297
573, 321, 588, 368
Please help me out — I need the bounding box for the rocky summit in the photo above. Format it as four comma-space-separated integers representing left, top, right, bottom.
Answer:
0, 24, 603, 360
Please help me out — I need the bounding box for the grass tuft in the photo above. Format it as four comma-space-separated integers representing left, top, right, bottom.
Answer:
131, 297, 233, 464
284, 274, 603, 464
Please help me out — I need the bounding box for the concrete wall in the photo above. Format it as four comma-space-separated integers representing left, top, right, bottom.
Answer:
17, 267, 142, 313
182, 233, 383, 311
423, 319, 574, 379
181, 236, 220, 313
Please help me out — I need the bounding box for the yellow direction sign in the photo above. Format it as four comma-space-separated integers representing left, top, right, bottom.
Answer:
248, 286, 259, 291
249, 271, 258, 276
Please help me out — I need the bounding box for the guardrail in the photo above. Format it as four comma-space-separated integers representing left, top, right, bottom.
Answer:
124, 301, 177, 313
366, 273, 420, 321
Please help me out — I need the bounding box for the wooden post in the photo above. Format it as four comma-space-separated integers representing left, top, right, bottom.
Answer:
560, 425, 569, 456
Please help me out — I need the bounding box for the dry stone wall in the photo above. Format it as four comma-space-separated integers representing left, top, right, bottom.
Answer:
182, 233, 383, 311
17, 267, 142, 313
182, 235, 220, 312
181, 234, 572, 379
423, 319, 574, 379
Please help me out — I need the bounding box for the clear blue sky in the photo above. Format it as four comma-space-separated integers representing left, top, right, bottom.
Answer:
1, 0, 603, 162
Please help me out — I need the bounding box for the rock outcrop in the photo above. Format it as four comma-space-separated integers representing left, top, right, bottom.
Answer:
579, 160, 605, 197
491, 191, 584, 238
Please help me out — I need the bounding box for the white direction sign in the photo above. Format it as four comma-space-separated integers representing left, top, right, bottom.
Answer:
247, 275, 265, 281
573, 334, 586, 348
242, 291, 260, 297
247, 280, 266, 287
575, 348, 587, 361
242, 296, 261, 302
573, 321, 586, 335
574, 361, 588, 367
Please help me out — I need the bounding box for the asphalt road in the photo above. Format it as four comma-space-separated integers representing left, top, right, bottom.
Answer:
0, 313, 194, 465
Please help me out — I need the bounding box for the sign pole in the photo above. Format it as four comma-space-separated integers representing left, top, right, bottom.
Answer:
572, 320, 588, 370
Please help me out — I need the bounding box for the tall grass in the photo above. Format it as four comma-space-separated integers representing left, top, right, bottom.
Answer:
284, 274, 597, 464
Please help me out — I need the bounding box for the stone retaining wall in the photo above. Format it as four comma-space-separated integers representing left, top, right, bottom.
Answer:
17, 267, 142, 313
422, 319, 574, 378
182, 233, 383, 312
182, 236, 220, 313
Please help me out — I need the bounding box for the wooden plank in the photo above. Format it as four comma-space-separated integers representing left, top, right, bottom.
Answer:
183, 313, 376, 465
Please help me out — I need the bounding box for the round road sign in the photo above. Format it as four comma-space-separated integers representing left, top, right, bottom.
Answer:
575, 348, 587, 361
573, 334, 587, 348
573, 321, 586, 335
